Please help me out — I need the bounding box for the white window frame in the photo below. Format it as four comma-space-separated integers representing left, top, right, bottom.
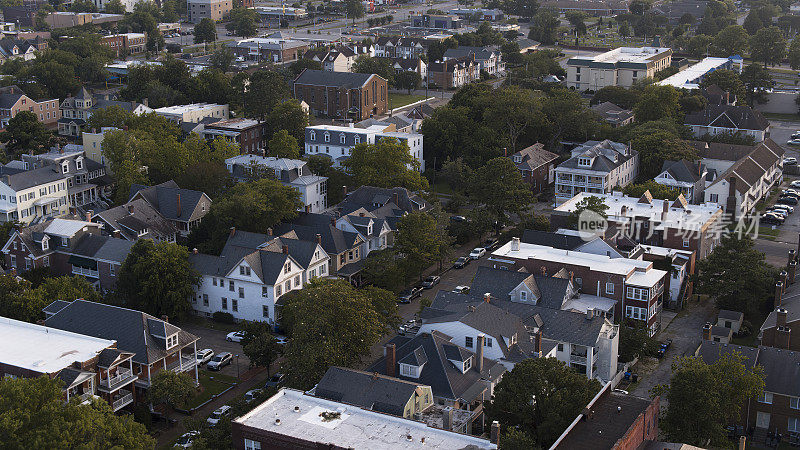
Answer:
605, 282, 614, 294
758, 392, 773, 404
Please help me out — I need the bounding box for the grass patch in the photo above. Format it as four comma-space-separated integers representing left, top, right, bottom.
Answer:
388, 93, 426, 109
182, 315, 240, 333
762, 112, 800, 122
731, 332, 760, 347
185, 371, 238, 410
758, 226, 780, 240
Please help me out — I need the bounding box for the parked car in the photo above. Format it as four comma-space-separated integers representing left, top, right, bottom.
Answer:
768, 209, 788, 219
195, 348, 214, 365
452, 285, 470, 294
782, 189, 800, 197
225, 331, 246, 342
207, 405, 231, 426
790, 180, 800, 189
174, 430, 200, 448
469, 247, 486, 259
265, 372, 285, 388
482, 238, 499, 250
207, 352, 233, 371
421, 275, 440, 289
453, 256, 470, 269
784, 157, 798, 165
772, 204, 794, 214
397, 286, 423, 303
244, 389, 263, 403
761, 214, 784, 225
778, 196, 800, 205
449, 215, 467, 223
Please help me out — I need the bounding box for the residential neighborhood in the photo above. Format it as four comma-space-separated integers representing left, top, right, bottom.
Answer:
3, 0, 800, 448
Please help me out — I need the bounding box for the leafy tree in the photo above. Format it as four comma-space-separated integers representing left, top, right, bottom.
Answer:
266, 100, 308, 143
618, 325, 660, 362
344, 0, 364, 23
679, 13, 695, 25
241, 70, 290, 121
395, 211, 451, 277
469, 157, 534, 225
654, 352, 765, 446
789, 37, 800, 70
565, 11, 587, 36
695, 235, 778, 320
528, 8, 559, 45
629, 0, 649, 14
267, 129, 300, 159
35, 276, 103, 304
0, 275, 42, 322
591, 85, 640, 109
499, 0, 538, 18
0, 376, 154, 448
69, 0, 97, 12
486, 358, 602, 447
192, 68, 234, 105
699, 68, 746, 104
623, 180, 680, 200
194, 18, 217, 44
568, 195, 610, 229
631, 131, 697, 179
618, 20, 631, 37
686, 34, 713, 58
210, 47, 235, 72
361, 248, 407, 291
713, 25, 749, 57
280, 279, 387, 389
343, 138, 428, 191
541, 89, 600, 148
226, 7, 259, 37
743, 10, 763, 34
289, 58, 322, 76
116, 240, 200, 320
750, 26, 787, 67
0, 111, 51, 158
420, 105, 502, 169
360, 285, 401, 330
175, 161, 233, 198
148, 371, 195, 410
394, 71, 421, 94
352, 56, 395, 84
243, 332, 282, 375
633, 85, 681, 123
483, 86, 542, 152
440, 157, 475, 192
104, 0, 126, 13
740, 63, 774, 105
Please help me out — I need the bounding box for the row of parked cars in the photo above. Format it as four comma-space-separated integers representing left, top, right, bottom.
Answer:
762, 181, 800, 225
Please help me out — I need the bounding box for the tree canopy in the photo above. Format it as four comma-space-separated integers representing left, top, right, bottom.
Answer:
149, 370, 195, 410
343, 138, 428, 191
0, 111, 51, 158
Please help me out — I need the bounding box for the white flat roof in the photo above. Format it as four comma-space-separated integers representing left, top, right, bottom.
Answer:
555, 192, 722, 231
562, 294, 617, 314
657, 57, 732, 89
491, 241, 665, 286
235, 388, 496, 449
0, 316, 114, 374
44, 218, 100, 237
154, 103, 226, 114
572, 47, 671, 64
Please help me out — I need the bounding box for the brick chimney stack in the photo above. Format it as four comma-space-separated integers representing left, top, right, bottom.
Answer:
316, 233, 322, 244
702, 322, 712, 340
490, 421, 500, 446
477, 334, 484, 373
267, 227, 273, 236
282, 244, 289, 254
790, 261, 798, 284
777, 308, 788, 327
385, 343, 396, 377
176, 193, 181, 218
230, 226, 236, 238
776, 281, 784, 308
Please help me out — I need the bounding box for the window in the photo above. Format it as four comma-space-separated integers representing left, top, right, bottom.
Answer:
76, 158, 83, 170
229, 280, 234, 292
276, 285, 282, 296
285, 280, 291, 292
557, 343, 564, 352
485, 337, 492, 347
790, 418, 800, 433
213, 278, 217, 286
520, 291, 527, 301
606, 282, 614, 294
232, 299, 238, 312
203, 294, 209, 306
792, 397, 800, 410
220, 279, 224, 287
262, 286, 268, 297
221, 298, 228, 310
294, 275, 300, 287
240, 266, 251, 276
284, 262, 291, 274
682, 239, 690, 248
110, 264, 116, 276
626, 305, 648, 320
709, 193, 719, 203
238, 287, 244, 298
262, 305, 269, 318
626, 286, 649, 301
339, 133, 345, 144
465, 337, 473, 348
758, 392, 773, 404
324, 132, 330, 143
244, 439, 261, 450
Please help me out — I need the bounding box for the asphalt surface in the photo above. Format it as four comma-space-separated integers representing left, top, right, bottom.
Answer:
180, 322, 252, 378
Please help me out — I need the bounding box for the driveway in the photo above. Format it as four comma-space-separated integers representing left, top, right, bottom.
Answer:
631, 300, 716, 402
180, 323, 252, 378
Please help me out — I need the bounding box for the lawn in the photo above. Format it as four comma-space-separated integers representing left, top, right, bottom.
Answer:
185, 371, 238, 410
388, 93, 426, 109
182, 315, 240, 333
757, 226, 780, 241
763, 112, 800, 122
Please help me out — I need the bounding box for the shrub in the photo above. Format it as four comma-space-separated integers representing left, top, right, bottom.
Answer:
213, 311, 235, 324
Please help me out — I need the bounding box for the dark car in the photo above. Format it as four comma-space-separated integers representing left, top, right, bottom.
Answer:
778, 196, 799, 205
482, 238, 499, 250
265, 373, 285, 388
761, 214, 783, 225
397, 286, 422, 303
453, 256, 470, 269
421, 276, 440, 289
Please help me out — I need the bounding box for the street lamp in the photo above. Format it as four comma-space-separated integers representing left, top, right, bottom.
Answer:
235, 354, 240, 378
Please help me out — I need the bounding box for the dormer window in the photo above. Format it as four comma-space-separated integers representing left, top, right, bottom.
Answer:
462, 356, 472, 373
339, 133, 346, 144
62, 162, 69, 173
578, 157, 591, 167
41, 237, 48, 251
310, 131, 316, 141
400, 363, 422, 378
284, 262, 291, 274
355, 136, 360, 144
513, 155, 522, 163
76, 157, 83, 170
166, 334, 178, 350
324, 132, 330, 143
61, 237, 68, 246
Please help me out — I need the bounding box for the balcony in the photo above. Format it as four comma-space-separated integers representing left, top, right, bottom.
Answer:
98, 368, 137, 392
111, 390, 133, 411
167, 355, 197, 373
72, 266, 98, 278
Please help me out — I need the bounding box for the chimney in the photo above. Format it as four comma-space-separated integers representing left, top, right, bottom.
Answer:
282, 244, 289, 254
534, 329, 542, 355
776, 326, 791, 349
316, 233, 322, 244
739, 436, 746, 450
267, 227, 273, 236
176, 193, 181, 218
85, 211, 92, 221
483, 293, 491, 303
142, 97, 148, 107
230, 226, 236, 238
161, 315, 169, 323
540, 266, 546, 276
490, 421, 500, 446
661, 199, 668, 220
702, 322, 712, 340
392, 191, 399, 205
728, 176, 737, 197
343, 185, 348, 197
777, 308, 788, 327
127, 204, 134, 214
776, 281, 784, 307
476, 334, 484, 373
385, 343, 396, 377
112, 229, 120, 239
511, 237, 520, 251
586, 308, 594, 320
790, 249, 797, 265
782, 271, 789, 293
790, 261, 798, 284
442, 406, 453, 431
193, 248, 198, 254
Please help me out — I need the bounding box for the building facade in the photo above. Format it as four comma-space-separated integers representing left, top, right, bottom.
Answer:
187, 0, 231, 23
293, 70, 388, 122
304, 124, 424, 172
566, 47, 672, 90
554, 140, 638, 205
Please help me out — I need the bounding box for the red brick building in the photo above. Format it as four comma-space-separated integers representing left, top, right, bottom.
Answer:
202, 118, 268, 154
0, 85, 60, 129
510, 143, 559, 194
293, 69, 388, 122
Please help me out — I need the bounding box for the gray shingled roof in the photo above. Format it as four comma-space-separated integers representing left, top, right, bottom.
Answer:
44, 299, 198, 366
294, 69, 380, 88
1, 165, 65, 191
511, 143, 559, 172
129, 180, 209, 223
557, 140, 636, 173
314, 367, 424, 417
684, 105, 769, 131
659, 159, 703, 183
273, 213, 361, 255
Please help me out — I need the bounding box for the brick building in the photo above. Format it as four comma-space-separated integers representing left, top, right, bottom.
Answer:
293, 70, 388, 122
0, 85, 60, 129
202, 118, 268, 154
509, 143, 559, 193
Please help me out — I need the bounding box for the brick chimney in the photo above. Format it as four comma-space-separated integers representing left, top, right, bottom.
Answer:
777, 308, 788, 327
267, 227, 273, 236
490, 421, 500, 445
776, 281, 784, 308
161, 315, 169, 323
282, 244, 289, 254
442, 406, 453, 431
511, 237, 520, 251
176, 193, 181, 218
790, 249, 797, 266
85, 210, 92, 222
316, 233, 322, 244
343, 185, 348, 197
392, 191, 399, 205
330, 217, 336, 226
230, 226, 236, 238
702, 322, 712, 340
476, 334, 485, 374
483, 293, 490, 303
790, 261, 798, 284
385, 343, 396, 377
304, 205, 311, 213
661, 199, 668, 220
127, 204, 134, 214
776, 326, 791, 349
781, 271, 789, 293
534, 329, 542, 355
193, 248, 198, 254
112, 229, 120, 238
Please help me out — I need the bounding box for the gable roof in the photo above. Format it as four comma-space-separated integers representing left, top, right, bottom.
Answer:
684, 105, 769, 131
511, 143, 559, 171
1, 165, 64, 191
705, 138, 783, 194
337, 186, 427, 217
129, 180, 209, 223
95, 198, 177, 241
273, 213, 362, 255
314, 367, 424, 417
659, 159, 703, 183
294, 69, 382, 88
557, 140, 635, 173
44, 299, 197, 366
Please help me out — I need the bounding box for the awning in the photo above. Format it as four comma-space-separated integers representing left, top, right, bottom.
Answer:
68, 255, 97, 270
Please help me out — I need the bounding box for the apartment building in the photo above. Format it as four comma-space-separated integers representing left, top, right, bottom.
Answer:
490, 238, 668, 335
100, 32, 146, 57
21, 146, 109, 208
443, 46, 505, 76
0, 164, 69, 224
187, 0, 231, 23
0, 86, 60, 129
374, 37, 426, 59
304, 124, 424, 171
554, 140, 638, 205
202, 118, 268, 154
566, 47, 672, 90
59, 88, 151, 137
293, 70, 388, 122
154, 103, 229, 123
227, 37, 308, 63
428, 55, 479, 89
127, 181, 211, 236
189, 229, 329, 325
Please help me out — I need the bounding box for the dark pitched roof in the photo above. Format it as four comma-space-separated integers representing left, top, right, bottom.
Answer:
689, 140, 753, 162
129, 180, 209, 223
706, 139, 783, 194
684, 105, 769, 131
95, 198, 177, 241
659, 159, 703, 183
337, 186, 427, 218
521, 230, 584, 250
554, 391, 653, 450
557, 140, 636, 173
314, 367, 425, 417
44, 299, 197, 365
367, 332, 506, 402
294, 69, 382, 88
511, 143, 559, 172
1, 165, 64, 191
718, 309, 744, 322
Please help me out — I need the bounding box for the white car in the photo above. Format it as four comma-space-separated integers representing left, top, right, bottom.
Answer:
207, 405, 231, 426
226, 331, 246, 342
773, 204, 795, 213
195, 348, 214, 365
469, 247, 486, 259
784, 157, 798, 165
452, 285, 470, 294
244, 389, 263, 403
788, 139, 800, 146
174, 430, 200, 448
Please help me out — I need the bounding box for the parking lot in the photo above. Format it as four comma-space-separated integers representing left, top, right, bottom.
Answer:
180, 322, 252, 378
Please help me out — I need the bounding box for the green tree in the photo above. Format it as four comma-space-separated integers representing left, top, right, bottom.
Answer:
361, 248, 408, 291
289, 57, 322, 76
267, 129, 300, 159
226, 7, 259, 37
0, 111, 51, 158
395, 211, 450, 277
280, 279, 386, 389
104, 0, 126, 13
750, 26, 787, 67
631, 131, 697, 179
69, 0, 97, 12
486, 358, 602, 447
469, 157, 534, 225
243, 333, 282, 374
194, 18, 217, 44
0, 275, 43, 322
0, 376, 154, 448
743, 10, 763, 34
740, 63, 774, 105
695, 235, 778, 319
591, 85, 640, 109
568, 195, 609, 229
343, 138, 428, 191
565, 11, 587, 36
241, 70, 290, 121
790, 37, 800, 70
686, 34, 713, 58
623, 180, 680, 200
394, 70, 421, 94
193, 68, 234, 105
699, 69, 746, 104
351, 56, 395, 84
618, 325, 660, 362
344, 0, 364, 23
528, 8, 559, 45
34, 276, 103, 304
633, 85, 681, 123
713, 25, 749, 57
618, 20, 631, 37
148, 371, 195, 410
266, 100, 308, 144
655, 353, 765, 446
483, 86, 542, 152
116, 240, 200, 320
210, 47, 236, 72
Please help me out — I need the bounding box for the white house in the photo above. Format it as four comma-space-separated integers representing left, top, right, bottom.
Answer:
0, 165, 69, 224
335, 208, 392, 257
304, 124, 424, 172
554, 140, 638, 205
684, 105, 770, 142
